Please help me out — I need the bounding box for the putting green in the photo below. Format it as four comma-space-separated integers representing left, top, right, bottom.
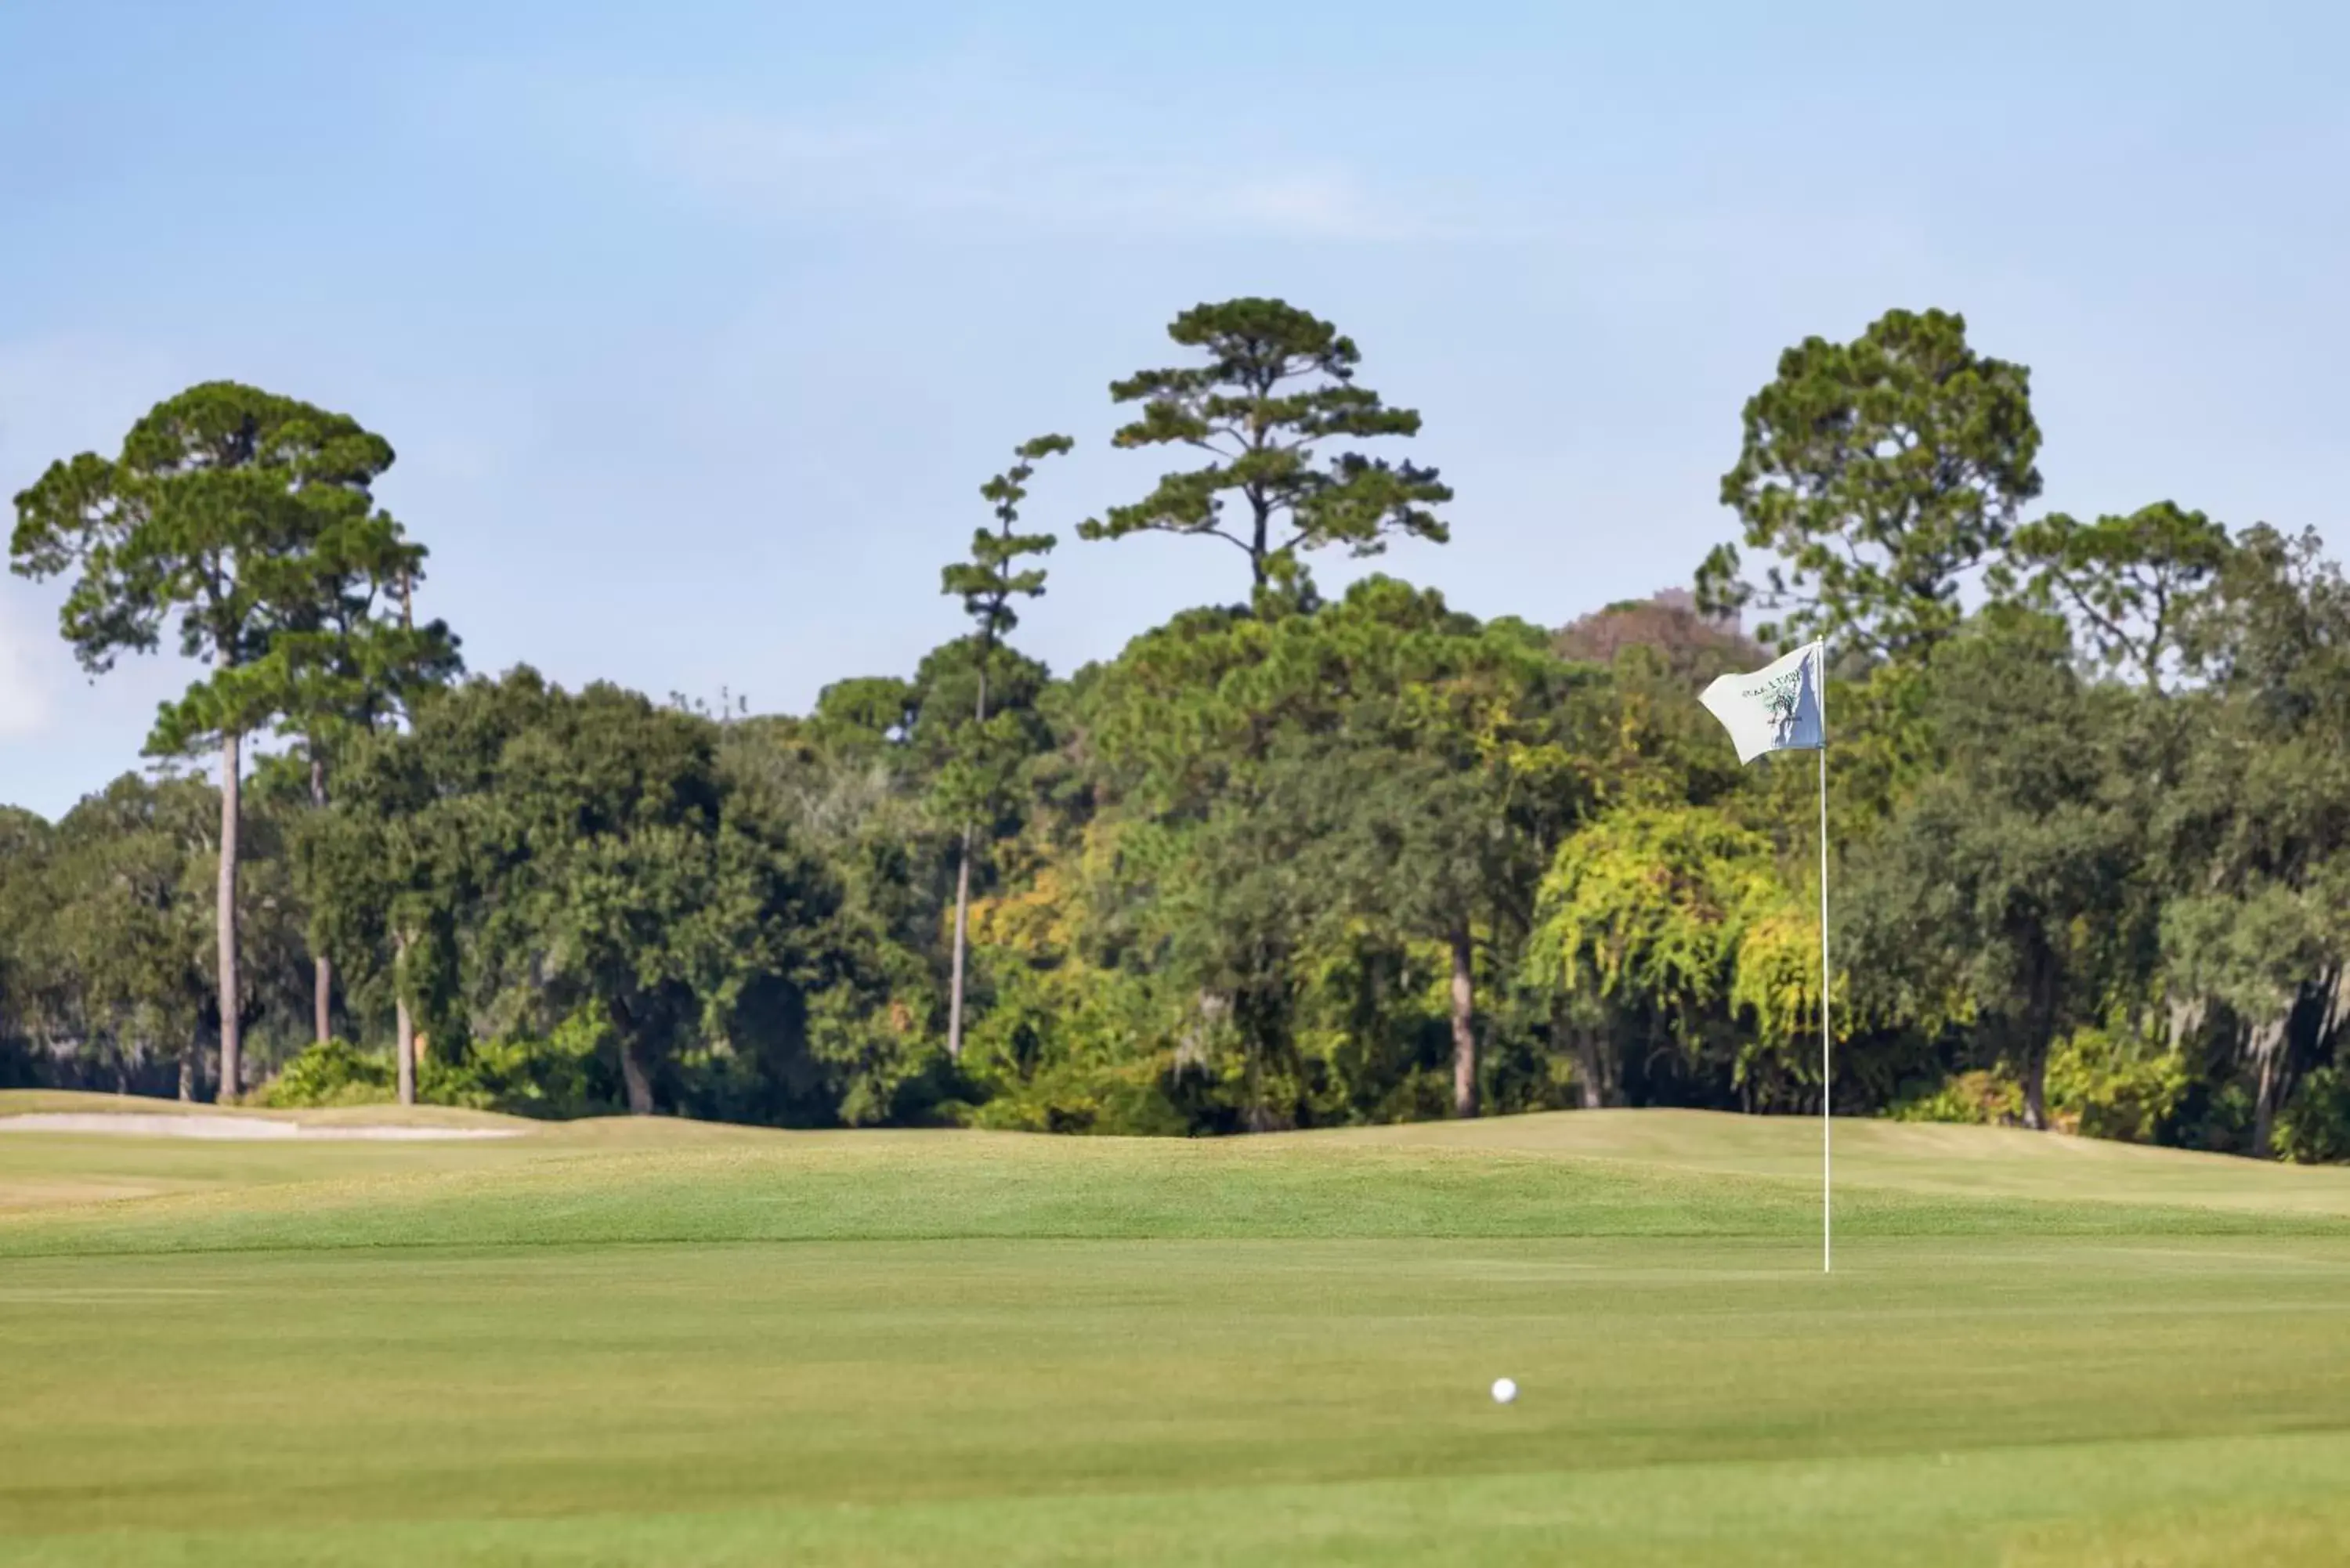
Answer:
2, 1093, 2348, 1566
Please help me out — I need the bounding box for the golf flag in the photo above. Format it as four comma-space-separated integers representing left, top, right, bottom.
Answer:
1698, 642, 1825, 764
1700, 638, 1835, 1273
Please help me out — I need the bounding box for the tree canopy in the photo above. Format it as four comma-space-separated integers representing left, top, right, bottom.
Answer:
1702, 308, 2043, 657
11, 381, 434, 1097
5, 300, 2348, 1169
1080, 298, 1452, 595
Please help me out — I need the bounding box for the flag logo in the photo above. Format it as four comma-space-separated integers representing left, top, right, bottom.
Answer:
1764, 677, 1804, 746
1699, 642, 1825, 764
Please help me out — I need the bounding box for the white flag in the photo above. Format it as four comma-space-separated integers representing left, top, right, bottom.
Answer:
1699, 642, 1825, 764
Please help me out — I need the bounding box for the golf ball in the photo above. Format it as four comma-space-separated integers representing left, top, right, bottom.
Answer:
1491, 1377, 1518, 1405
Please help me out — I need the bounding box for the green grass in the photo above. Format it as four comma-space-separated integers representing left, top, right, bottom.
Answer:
4, 1093, 2350, 1565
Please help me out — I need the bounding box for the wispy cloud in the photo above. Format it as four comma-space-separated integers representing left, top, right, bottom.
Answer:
537, 54, 1459, 244
630, 107, 1409, 240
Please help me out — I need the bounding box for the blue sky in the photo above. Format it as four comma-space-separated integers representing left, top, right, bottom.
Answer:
2, 0, 2345, 817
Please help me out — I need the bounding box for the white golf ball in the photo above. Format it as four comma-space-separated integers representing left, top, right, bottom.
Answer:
1490, 1377, 1518, 1405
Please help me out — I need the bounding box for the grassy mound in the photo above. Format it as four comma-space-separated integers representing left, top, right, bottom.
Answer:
3, 1104, 2348, 1566
5, 1134, 2348, 1261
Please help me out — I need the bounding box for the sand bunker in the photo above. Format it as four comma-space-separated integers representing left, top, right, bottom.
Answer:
0, 1112, 521, 1142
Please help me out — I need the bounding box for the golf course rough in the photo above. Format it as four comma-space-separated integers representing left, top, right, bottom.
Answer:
2, 1095, 2348, 1566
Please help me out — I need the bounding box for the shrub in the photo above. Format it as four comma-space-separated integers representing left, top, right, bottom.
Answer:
1888, 1069, 2023, 1125
424, 1013, 607, 1118
2276, 1067, 2350, 1165
258, 1013, 614, 1118
2045, 1028, 2190, 1143
965, 1058, 1188, 1136
251, 1038, 395, 1108
2176, 1080, 2255, 1156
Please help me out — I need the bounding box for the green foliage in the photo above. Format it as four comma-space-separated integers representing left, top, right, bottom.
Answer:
1726, 896, 1839, 1091
1527, 804, 1839, 1110
806, 676, 918, 755
2162, 882, 2348, 1050
1704, 307, 2042, 656
420, 1014, 608, 1118
938, 436, 1072, 1060
1889, 1069, 2025, 1125
2152, 527, 2350, 1156
2044, 1028, 2191, 1143
1080, 298, 1451, 593
964, 1055, 1190, 1136
251, 1037, 394, 1107
10, 381, 454, 1093
2276, 1067, 2350, 1165
10, 302, 2350, 1165
1056, 577, 1627, 1126
1842, 611, 2144, 1128
294, 670, 936, 1125
0, 773, 309, 1097
1530, 805, 1775, 1038
9, 381, 421, 755
941, 434, 1068, 646
2006, 502, 2230, 692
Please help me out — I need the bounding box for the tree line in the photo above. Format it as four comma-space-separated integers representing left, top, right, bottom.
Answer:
5, 300, 2347, 1161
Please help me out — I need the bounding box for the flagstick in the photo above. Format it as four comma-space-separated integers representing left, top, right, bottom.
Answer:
1817, 674, 1831, 1277
1694, 640, 1838, 1275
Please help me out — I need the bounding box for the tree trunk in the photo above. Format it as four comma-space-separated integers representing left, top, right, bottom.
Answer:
396, 929, 423, 1106
392, 930, 418, 1105
620, 1042, 653, 1115
313, 959, 333, 1044
1555, 997, 1606, 1109
216, 730, 242, 1103
1450, 922, 1477, 1118
612, 999, 653, 1115
395, 995, 417, 1107
2238, 1011, 2292, 1159
1574, 1027, 1607, 1110
310, 750, 332, 1044
946, 663, 990, 1064
2018, 958, 2057, 1131
178, 1047, 194, 1103
2253, 1052, 2283, 1162
2019, 1048, 2048, 1130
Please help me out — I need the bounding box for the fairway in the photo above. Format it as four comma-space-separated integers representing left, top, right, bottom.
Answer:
5, 1097, 2350, 1566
